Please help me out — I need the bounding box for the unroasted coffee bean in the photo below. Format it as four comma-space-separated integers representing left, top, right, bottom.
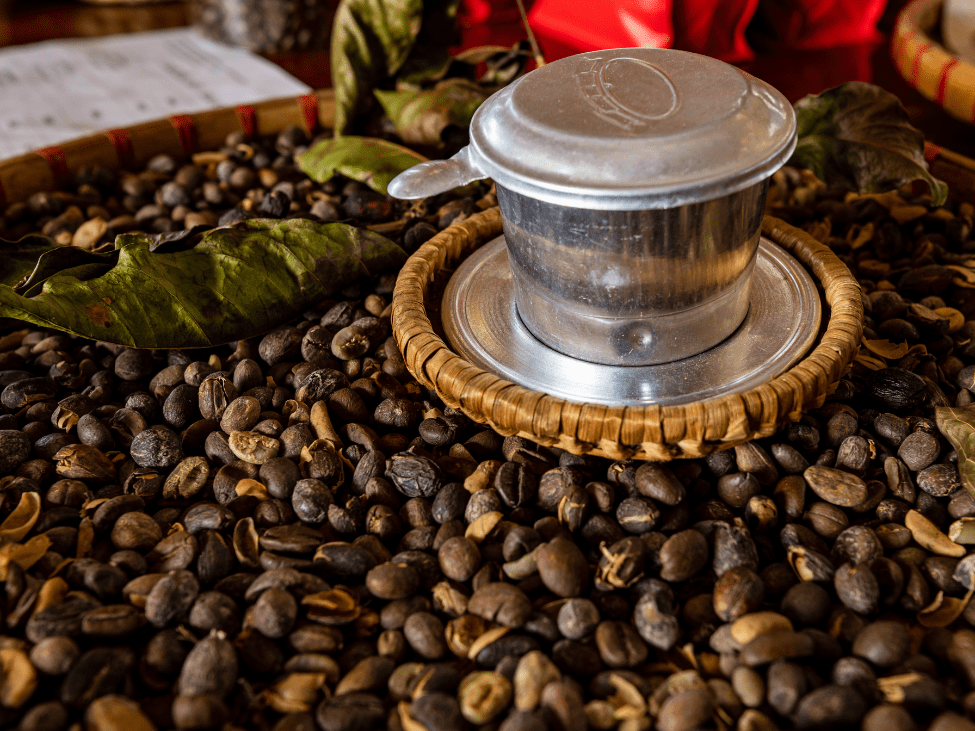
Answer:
899, 430, 941, 471
804, 465, 868, 507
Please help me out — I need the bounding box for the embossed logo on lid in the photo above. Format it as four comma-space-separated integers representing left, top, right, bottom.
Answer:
578, 56, 679, 131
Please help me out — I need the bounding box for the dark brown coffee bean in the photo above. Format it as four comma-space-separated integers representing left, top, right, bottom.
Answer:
793, 684, 868, 729
536, 537, 589, 598
111, 511, 162, 551
438, 536, 481, 582
198, 376, 237, 421
130, 424, 183, 468
364, 561, 419, 600
593, 619, 647, 668
29, 636, 80, 676
146, 570, 200, 627
713, 519, 759, 577
834, 563, 879, 614
659, 529, 708, 582
252, 586, 298, 638
717, 471, 761, 509
713, 566, 764, 622
163, 383, 198, 429
315, 693, 385, 731
0, 430, 30, 474
61, 647, 135, 708
386, 454, 444, 499
615, 496, 660, 534
633, 581, 680, 650
657, 688, 714, 731
767, 659, 806, 716
468, 582, 532, 628
402, 611, 447, 660
188, 591, 241, 635
556, 598, 600, 640
634, 463, 685, 505
178, 633, 238, 698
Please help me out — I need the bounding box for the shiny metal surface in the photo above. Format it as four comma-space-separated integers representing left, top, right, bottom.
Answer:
442, 235, 821, 407
497, 182, 767, 365
389, 48, 797, 210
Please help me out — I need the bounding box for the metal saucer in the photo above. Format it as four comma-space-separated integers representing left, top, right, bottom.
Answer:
442, 235, 822, 407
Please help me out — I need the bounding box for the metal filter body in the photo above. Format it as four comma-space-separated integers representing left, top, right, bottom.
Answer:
442, 235, 822, 407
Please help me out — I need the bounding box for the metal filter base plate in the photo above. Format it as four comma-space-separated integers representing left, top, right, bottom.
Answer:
442, 235, 822, 407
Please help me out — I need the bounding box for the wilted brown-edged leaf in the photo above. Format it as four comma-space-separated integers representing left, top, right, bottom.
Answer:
0, 492, 41, 544
937, 406, 975, 500
790, 82, 948, 205
375, 79, 488, 147
1, 218, 406, 348
297, 136, 427, 195
863, 339, 909, 360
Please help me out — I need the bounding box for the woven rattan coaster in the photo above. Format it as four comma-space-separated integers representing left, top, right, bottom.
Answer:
392, 207, 862, 461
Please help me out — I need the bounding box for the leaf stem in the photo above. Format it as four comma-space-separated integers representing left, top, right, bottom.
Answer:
514, 0, 545, 68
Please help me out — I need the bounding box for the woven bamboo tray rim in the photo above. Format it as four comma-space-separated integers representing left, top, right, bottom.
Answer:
0, 89, 335, 206
893, 0, 975, 125
391, 207, 863, 462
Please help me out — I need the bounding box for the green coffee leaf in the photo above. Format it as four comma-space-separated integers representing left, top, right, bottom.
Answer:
790, 82, 948, 205
296, 136, 427, 194
0, 218, 406, 348
330, 0, 424, 135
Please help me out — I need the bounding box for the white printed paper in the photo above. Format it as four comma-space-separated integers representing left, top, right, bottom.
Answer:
0, 27, 311, 160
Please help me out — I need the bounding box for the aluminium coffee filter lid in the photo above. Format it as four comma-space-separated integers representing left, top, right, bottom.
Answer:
467, 48, 798, 209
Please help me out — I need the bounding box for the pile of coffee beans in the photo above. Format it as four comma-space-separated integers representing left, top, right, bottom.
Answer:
3, 129, 975, 731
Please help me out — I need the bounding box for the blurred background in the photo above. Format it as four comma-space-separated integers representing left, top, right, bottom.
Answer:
1, 0, 973, 156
